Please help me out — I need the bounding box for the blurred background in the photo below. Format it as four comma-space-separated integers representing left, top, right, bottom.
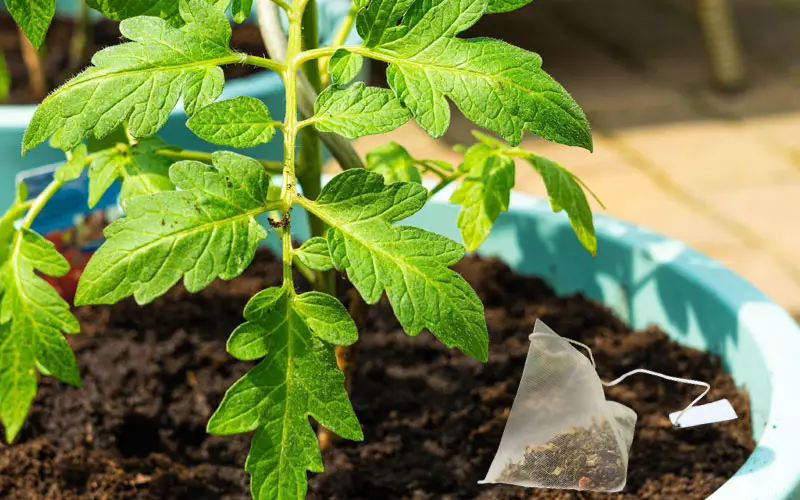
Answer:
351, 0, 800, 315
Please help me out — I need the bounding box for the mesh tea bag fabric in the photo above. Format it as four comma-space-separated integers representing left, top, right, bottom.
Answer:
481, 320, 637, 492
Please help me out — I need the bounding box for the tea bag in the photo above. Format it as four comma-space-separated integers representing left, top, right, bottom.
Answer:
480, 320, 636, 492
480, 320, 732, 493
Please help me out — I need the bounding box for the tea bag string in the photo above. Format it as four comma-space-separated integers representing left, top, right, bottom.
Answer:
563, 338, 711, 426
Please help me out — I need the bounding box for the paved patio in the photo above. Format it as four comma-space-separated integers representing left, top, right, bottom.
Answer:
349, 0, 800, 313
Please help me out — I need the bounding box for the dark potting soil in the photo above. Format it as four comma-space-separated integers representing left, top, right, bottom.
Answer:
0, 15, 268, 105
0, 251, 755, 499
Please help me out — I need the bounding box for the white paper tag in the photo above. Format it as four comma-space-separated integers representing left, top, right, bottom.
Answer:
670, 399, 738, 428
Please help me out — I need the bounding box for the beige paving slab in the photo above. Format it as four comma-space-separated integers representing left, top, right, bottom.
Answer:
745, 112, 800, 156
613, 119, 800, 191
701, 179, 800, 266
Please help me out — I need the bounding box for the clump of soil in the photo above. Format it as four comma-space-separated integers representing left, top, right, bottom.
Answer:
0, 251, 755, 499
499, 421, 627, 492
0, 15, 268, 105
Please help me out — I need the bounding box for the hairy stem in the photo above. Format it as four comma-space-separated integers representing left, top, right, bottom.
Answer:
257, 3, 366, 171
275, 0, 309, 292
19, 27, 46, 100
242, 54, 286, 73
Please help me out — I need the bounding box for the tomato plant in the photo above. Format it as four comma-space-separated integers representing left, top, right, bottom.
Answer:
0, 1, 599, 498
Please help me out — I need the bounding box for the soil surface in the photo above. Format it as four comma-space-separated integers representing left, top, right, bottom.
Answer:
0, 15, 267, 105
0, 251, 754, 499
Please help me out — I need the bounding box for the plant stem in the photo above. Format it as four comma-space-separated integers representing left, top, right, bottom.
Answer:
21, 179, 64, 230
419, 161, 450, 180
428, 171, 465, 198
0, 200, 34, 227
318, 3, 358, 86
298, 0, 335, 298
154, 148, 283, 174
242, 54, 287, 73
69, 0, 91, 73
18, 27, 46, 100
294, 46, 341, 67
275, 0, 308, 293
300, 0, 322, 94
257, 3, 365, 171
270, 0, 293, 12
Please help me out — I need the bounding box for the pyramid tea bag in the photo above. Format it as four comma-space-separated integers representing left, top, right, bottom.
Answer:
480, 320, 734, 493
481, 320, 636, 492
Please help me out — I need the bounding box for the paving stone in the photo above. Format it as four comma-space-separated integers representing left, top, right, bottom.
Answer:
701, 179, 800, 265
746, 113, 800, 155
614, 120, 800, 191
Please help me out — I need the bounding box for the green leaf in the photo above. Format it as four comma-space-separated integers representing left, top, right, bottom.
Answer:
231, 0, 253, 23
6, 0, 55, 49
328, 49, 363, 86
227, 286, 284, 360
450, 143, 515, 251
300, 169, 489, 361
293, 292, 358, 346
23, 0, 235, 154
76, 151, 273, 306
54, 144, 88, 183
0, 228, 81, 443
85, 0, 181, 23
187, 96, 277, 148
487, 0, 534, 13
208, 286, 362, 500
355, 0, 416, 47
88, 137, 176, 209
526, 154, 597, 255
354, 0, 592, 149
295, 237, 333, 272
183, 67, 226, 115
365, 141, 422, 184
312, 83, 410, 139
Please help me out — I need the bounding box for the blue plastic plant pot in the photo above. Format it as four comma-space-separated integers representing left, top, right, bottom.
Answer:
0, 0, 362, 211
280, 181, 800, 500
13, 161, 800, 498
